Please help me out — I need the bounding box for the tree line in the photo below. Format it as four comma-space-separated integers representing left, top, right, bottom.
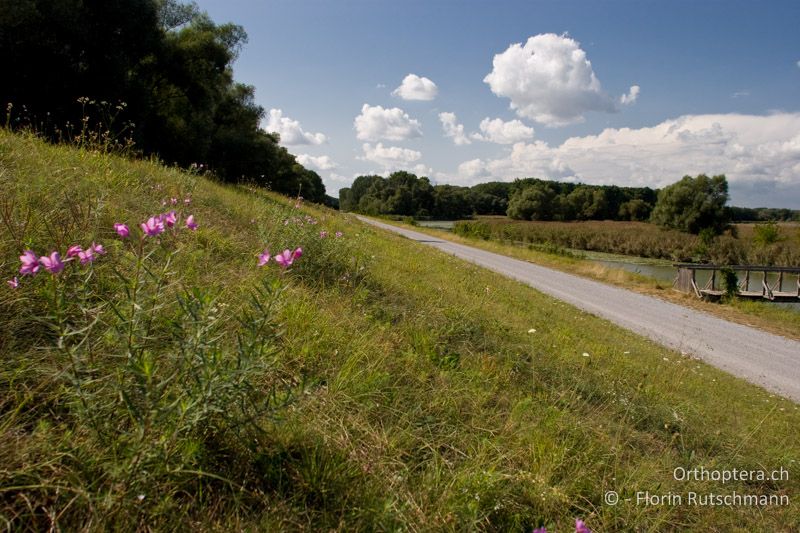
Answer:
729, 207, 799, 223
339, 173, 659, 222
1, 0, 330, 204
341, 172, 798, 235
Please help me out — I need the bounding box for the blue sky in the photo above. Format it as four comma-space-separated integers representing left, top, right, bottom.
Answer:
193, 0, 800, 207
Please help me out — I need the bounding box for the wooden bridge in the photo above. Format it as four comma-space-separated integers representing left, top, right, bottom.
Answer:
674, 264, 800, 301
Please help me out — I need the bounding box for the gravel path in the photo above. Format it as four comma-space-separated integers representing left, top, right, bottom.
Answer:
358, 216, 800, 402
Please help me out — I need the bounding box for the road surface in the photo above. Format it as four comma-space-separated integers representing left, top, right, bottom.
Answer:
358, 216, 800, 402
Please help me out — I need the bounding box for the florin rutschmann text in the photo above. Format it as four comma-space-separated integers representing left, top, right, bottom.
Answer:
603, 466, 791, 508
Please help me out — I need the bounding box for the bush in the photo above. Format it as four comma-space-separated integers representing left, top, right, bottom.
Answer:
650, 174, 731, 235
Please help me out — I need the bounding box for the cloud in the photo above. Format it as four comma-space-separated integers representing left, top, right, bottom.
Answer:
354, 104, 423, 141
358, 142, 422, 170
438, 112, 471, 145
296, 154, 338, 171
457, 159, 490, 181
796, 60, 800, 68
471, 117, 535, 144
448, 113, 800, 206
392, 74, 438, 101
411, 164, 434, 177
620, 85, 640, 105
731, 90, 750, 99
264, 109, 327, 145
483, 33, 619, 126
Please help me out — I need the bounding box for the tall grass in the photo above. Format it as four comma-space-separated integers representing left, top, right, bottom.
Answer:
1, 131, 798, 530
454, 218, 800, 266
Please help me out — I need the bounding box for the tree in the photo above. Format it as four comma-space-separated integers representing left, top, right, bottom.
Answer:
566, 186, 609, 220
1, 0, 329, 203
618, 198, 652, 221
507, 183, 557, 220
650, 174, 731, 234
432, 185, 473, 219
1, 0, 162, 132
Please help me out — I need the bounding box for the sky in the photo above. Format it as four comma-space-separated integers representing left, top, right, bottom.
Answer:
193, 0, 800, 208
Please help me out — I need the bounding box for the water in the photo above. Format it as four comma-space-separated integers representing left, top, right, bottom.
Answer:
592, 258, 677, 283
416, 220, 456, 231
590, 254, 800, 311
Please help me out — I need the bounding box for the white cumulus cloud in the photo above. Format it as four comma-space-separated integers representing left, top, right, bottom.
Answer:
438, 112, 471, 145
620, 85, 640, 105
483, 33, 619, 126
449, 113, 800, 206
457, 159, 489, 181
392, 74, 438, 101
264, 109, 327, 145
296, 154, 338, 171
354, 104, 423, 141
358, 143, 422, 170
472, 117, 535, 144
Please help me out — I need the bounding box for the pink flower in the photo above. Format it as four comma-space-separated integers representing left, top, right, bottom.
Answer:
163, 211, 178, 228
66, 245, 83, 259
184, 197, 191, 205
274, 247, 303, 268
91, 242, 105, 255
185, 215, 198, 230
274, 250, 291, 268
19, 250, 40, 276
78, 248, 95, 264
170, 197, 178, 205
7, 277, 19, 289
319, 231, 328, 238
335, 231, 343, 238
575, 519, 591, 533
161, 200, 167, 207
258, 249, 271, 266
39, 251, 65, 274
533, 528, 547, 533
114, 223, 130, 237
141, 216, 165, 237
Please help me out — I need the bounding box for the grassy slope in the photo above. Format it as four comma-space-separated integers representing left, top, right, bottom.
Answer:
395, 221, 800, 343
1, 131, 798, 531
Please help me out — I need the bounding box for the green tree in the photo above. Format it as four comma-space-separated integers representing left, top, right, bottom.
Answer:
650, 174, 731, 234
1, 0, 328, 203
433, 185, 473, 219
507, 183, 557, 220
618, 198, 652, 221
566, 186, 609, 220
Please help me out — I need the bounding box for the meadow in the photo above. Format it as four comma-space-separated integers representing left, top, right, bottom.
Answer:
1, 131, 798, 531
453, 218, 800, 267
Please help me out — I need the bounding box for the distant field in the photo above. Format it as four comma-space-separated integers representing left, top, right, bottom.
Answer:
454, 218, 800, 266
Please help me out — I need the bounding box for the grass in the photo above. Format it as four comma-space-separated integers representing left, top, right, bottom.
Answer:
398, 220, 800, 343
1, 130, 798, 531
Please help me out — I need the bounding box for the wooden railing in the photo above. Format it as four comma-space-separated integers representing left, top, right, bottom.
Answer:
674, 264, 800, 301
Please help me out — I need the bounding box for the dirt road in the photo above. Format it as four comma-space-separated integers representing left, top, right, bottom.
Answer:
358, 216, 800, 402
